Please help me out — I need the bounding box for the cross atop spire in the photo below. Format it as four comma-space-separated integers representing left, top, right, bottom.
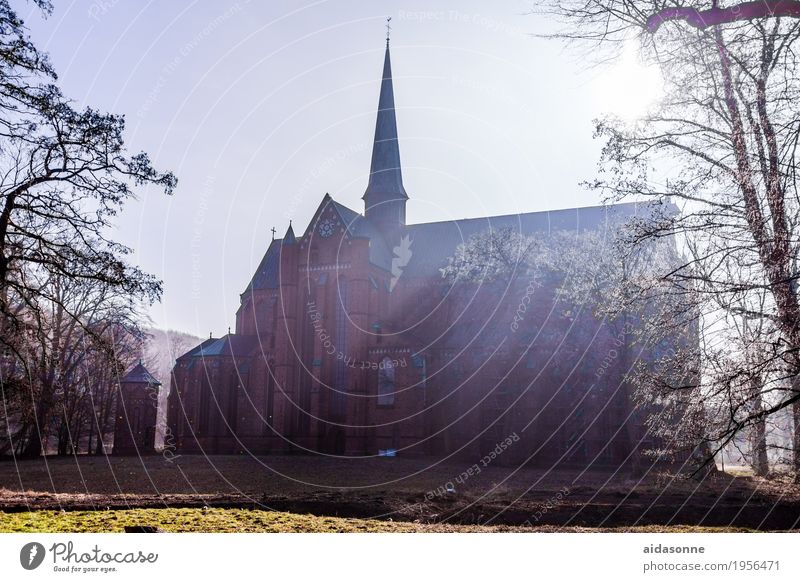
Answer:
385, 16, 391, 46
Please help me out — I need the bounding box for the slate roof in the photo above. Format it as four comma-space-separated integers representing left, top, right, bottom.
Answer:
244, 239, 282, 292
178, 334, 259, 361
120, 363, 161, 385
330, 198, 360, 229
245, 197, 670, 290
400, 201, 662, 278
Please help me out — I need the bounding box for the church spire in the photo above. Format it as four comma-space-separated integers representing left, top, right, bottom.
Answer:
283, 221, 296, 245
363, 26, 407, 231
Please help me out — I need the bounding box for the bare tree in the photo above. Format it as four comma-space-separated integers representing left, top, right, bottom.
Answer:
1, 270, 145, 457
0, 0, 176, 356
538, 0, 800, 477
647, 2, 800, 33
0, 1, 175, 459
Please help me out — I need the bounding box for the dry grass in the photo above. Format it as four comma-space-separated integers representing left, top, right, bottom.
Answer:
0, 508, 757, 533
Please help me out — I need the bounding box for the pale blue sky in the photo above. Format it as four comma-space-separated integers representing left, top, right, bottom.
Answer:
24, 0, 661, 336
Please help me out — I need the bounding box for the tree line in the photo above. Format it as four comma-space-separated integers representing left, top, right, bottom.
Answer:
0, 1, 176, 458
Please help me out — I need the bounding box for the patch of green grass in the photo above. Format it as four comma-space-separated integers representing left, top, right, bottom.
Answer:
0, 509, 757, 533
0, 508, 416, 533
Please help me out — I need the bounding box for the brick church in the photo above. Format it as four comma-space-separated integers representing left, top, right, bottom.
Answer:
166, 39, 670, 467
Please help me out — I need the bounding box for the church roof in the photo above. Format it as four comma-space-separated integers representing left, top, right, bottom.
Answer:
179, 334, 259, 360
362, 42, 407, 207
400, 201, 660, 278
255, 197, 666, 286
244, 238, 282, 291
329, 198, 360, 230
120, 363, 161, 385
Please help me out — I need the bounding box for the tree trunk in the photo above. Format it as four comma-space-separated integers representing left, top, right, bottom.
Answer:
21, 428, 43, 458
57, 420, 67, 456
20, 395, 50, 458
748, 368, 769, 477
619, 314, 641, 476
86, 415, 94, 455
95, 437, 105, 456
794, 395, 800, 483
750, 409, 769, 477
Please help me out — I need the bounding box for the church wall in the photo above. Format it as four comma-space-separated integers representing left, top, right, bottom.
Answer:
384, 275, 649, 468
167, 240, 672, 467
364, 348, 426, 455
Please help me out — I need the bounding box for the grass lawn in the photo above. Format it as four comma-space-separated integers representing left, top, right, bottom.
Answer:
0, 508, 756, 533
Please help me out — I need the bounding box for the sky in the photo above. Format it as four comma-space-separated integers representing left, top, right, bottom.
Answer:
23, 0, 662, 337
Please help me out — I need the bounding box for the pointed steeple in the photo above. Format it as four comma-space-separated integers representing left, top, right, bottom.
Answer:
283, 221, 296, 245
363, 36, 407, 231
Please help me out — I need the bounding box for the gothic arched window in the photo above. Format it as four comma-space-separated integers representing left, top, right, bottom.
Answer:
377, 357, 395, 406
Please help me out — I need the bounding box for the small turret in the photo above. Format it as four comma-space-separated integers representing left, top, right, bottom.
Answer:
112, 363, 161, 455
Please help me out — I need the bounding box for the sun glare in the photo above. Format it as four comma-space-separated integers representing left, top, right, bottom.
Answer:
593, 44, 664, 121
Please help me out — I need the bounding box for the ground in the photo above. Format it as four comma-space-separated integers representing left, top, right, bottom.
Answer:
1, 455, 798, 532
0, 508, 759, 533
